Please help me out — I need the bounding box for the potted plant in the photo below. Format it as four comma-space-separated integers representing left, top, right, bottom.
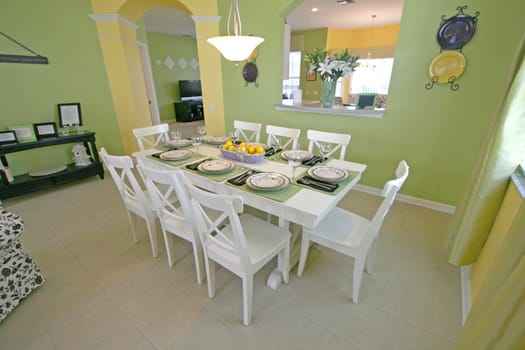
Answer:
304, 48, 359, 108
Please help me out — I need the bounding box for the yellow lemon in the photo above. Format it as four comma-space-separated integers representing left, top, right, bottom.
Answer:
228, 145, 236, 151
256, 146, 265, 154
248, 146, 256, 154
225, 140, 233, 146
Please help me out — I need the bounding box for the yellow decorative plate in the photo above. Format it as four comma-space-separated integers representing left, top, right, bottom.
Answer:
429, 51, 466, 83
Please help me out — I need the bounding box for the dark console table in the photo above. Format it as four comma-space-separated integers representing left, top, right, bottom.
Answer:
0, 131, 104, 199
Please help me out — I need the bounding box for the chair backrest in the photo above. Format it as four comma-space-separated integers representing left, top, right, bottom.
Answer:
99, 148, 148, 212
183, 176, 252, 268
306, 129, 351, 160
132, 123, 170, 151
266, 124, 301, 150
362, 160, 410, 249
137, 164, 188, 231
234, 120, 262, 144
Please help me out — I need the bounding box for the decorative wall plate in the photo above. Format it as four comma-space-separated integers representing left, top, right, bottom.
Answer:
429, 51, 466, 83
242, 62, 258, 83
437, 14, 477, 50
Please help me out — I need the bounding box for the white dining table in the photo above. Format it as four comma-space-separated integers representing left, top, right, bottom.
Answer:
133, 144, 367, 288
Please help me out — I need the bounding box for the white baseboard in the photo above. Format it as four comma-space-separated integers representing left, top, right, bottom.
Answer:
353, 184, 456, 214
460, 266, 472, 324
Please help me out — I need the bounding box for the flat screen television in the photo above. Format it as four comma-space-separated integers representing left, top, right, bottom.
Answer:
179, 80, 202, 101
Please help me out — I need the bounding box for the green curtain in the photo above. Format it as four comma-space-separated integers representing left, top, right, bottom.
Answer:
456, 203, 525, 349
447, 37, 525, 266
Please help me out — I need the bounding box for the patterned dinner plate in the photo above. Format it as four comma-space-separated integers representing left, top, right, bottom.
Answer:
197, 159, 235, 173
307, 166, 349, 182
207, 136, 230, 145
166, 139, 192, 147
246, 172, 290, 191
159, 150, 192, 161
281, 150, 313, 161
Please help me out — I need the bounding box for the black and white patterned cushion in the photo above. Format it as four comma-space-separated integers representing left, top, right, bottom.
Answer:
0, 207, 45, 322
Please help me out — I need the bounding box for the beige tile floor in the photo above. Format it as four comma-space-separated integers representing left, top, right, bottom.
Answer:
0, 176, 462, 349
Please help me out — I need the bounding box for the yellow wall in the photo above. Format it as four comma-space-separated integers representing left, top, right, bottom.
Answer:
90, 0, 225, 154
327, 24, 400, 51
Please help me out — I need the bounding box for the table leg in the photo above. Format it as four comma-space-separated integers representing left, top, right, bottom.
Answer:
266, 218, 303, 290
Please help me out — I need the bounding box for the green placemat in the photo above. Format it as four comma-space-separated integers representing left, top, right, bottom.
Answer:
294, 170, 360, 195
227, 181, 302, 202
148, 152, 205, 167
184, 162, 246, 182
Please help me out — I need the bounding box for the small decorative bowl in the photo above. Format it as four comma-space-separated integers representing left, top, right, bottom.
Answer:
220, 148, 265, 164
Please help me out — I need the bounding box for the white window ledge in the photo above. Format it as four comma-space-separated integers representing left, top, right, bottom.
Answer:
275, 100, 385, 118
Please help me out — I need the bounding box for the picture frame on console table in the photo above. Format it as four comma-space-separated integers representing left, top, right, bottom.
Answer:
8, 125, 37, 143
0, 131, 18, 146
34, 122, 59, 139
58, 102, 82, 127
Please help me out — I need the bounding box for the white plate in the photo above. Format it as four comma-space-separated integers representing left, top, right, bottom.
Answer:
159, 150, 192, 161
207, 136, 230, 145
246, 173, 290, 191
29, 165, 67, 177
281, 150, 313, 161
166, 139, 192, 147
197, 159, 235, 173
307, 166, 349, 182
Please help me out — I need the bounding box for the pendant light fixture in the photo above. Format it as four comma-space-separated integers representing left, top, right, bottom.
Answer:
207, 0, 264, 62
361, 14, 377, 71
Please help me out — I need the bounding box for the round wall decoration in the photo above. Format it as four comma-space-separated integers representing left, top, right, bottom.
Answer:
437, 13, 477, 50
242, 62, 259, 87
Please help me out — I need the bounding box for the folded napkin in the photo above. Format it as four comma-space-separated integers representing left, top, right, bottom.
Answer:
297, 176, 339, 192
302, 155, 324, 166
185, 158, 210, 171
264, 147, 283, 157
227, 169, 260, 186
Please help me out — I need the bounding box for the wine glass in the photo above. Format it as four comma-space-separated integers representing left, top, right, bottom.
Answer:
288, 153, 303, 182
197, 125, 206, 138
229, 130, 239, 143
237, 144, 247, 164
191, 136, 202, 153
319, 142, 332, 162
171, 130, 182, 141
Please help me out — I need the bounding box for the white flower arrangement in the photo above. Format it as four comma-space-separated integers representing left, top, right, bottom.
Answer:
304, 48, 360, 82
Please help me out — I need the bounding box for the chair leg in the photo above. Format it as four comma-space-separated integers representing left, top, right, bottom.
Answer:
191, 242, 205, 284
205, 258, 216, 298
162, 230, 175, 267
242, 275, 254, 326
145, 215, 159, 258
297, 232, 310, 277
365, 237, 378, 273
127, 211, 139, 243
352, 256, 366, 304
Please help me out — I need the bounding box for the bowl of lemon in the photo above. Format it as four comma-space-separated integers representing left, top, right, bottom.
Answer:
219, 140, 266, 163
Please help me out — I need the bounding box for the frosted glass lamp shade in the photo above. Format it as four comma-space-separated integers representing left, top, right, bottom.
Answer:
207, 36, 264, 62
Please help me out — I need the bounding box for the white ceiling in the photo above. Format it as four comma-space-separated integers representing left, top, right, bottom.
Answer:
143, 0, 404, 37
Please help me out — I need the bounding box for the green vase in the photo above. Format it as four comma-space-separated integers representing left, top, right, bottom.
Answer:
321, 80, 337, 108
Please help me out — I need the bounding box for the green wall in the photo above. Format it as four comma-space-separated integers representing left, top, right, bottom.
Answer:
146, 32, 200, 122
294, 28, 327, 99
218, 0, 525, 205
0, 0, 123, 175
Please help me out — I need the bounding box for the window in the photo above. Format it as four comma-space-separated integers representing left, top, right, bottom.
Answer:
283, 51, 301, 99
351, 58, 394, 94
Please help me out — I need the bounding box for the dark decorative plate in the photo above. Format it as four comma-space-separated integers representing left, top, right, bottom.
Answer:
242, 62, 258, 83
437, 14, 477, 50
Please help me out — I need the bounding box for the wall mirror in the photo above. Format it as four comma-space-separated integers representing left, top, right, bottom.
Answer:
282, 0, 404, 111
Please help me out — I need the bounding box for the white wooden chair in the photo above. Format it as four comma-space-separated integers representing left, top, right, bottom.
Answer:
234, 120, 262, 143
132, 123, 170, 151
306, 129, 351, 160
297, 160, 410, 303
99, 148, 160, 258
183, 174, 291, 325
137, 163, 205, 284
266, 124, 301, 150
